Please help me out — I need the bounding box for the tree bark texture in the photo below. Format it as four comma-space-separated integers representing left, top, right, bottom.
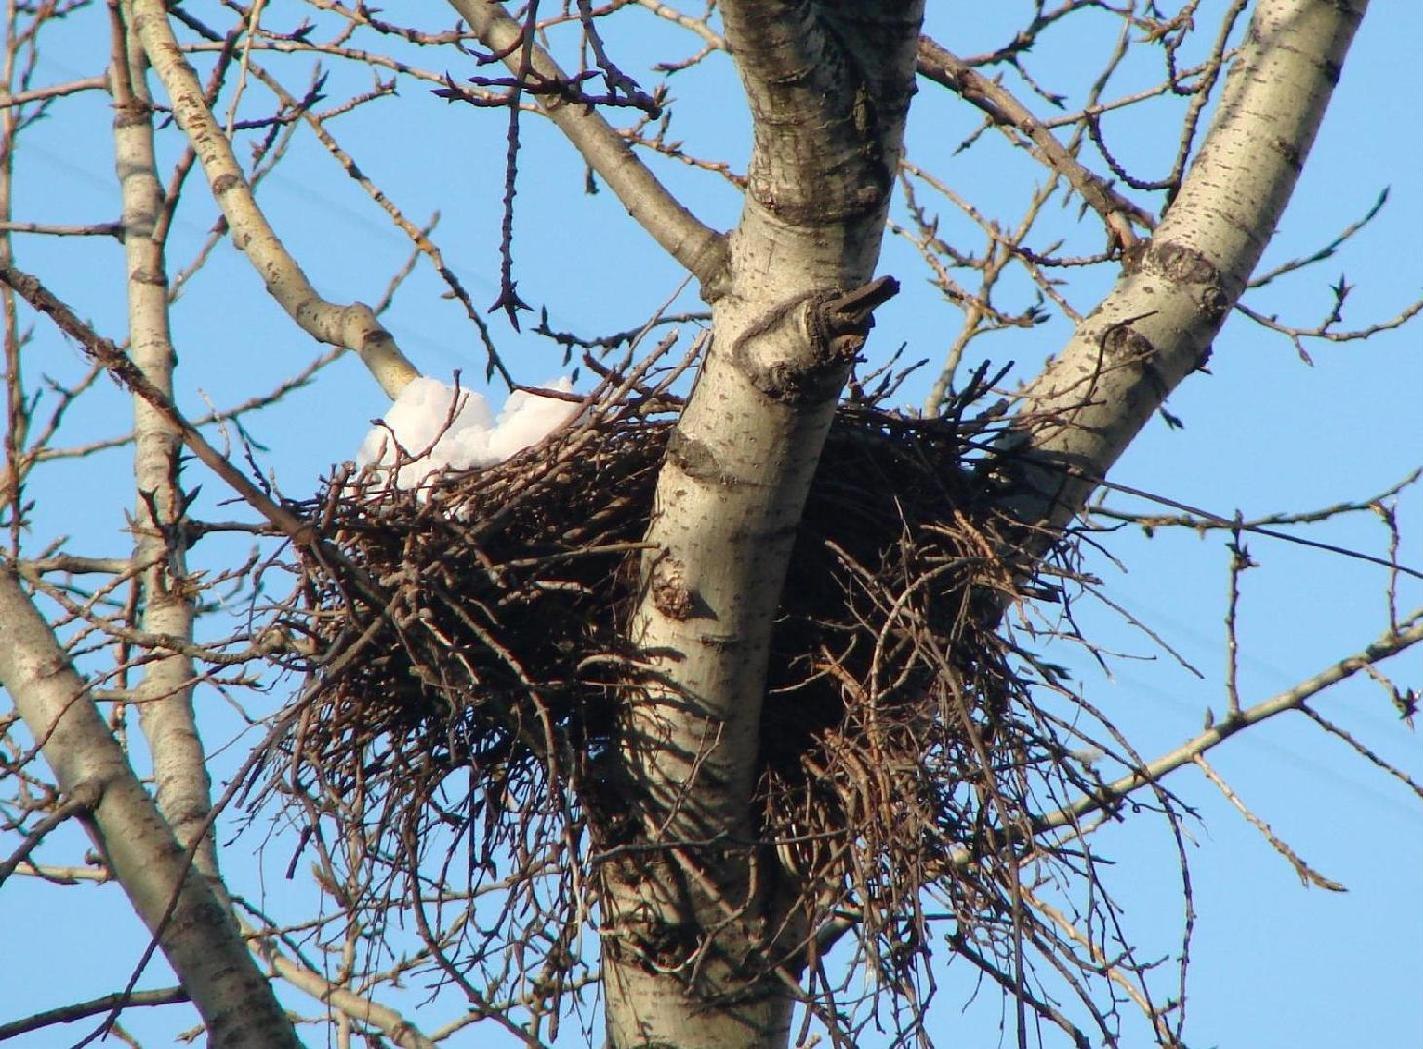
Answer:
602, 1, 1368, 1045
602, 5, 924, 1047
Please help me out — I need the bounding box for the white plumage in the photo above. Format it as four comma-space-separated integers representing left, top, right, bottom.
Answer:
357, 376, 577, 490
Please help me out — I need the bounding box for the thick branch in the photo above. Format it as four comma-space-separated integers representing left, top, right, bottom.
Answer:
124, 0, 418, 396
445, 0, 728, 289
603, 5, 923, 1047
721, 1, 920, 232
0, 568, 302, 1048
1001, 0, 1367, 536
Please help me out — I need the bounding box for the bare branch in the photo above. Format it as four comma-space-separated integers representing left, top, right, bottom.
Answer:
916, 35, 1154, 250
111, 9, 217, 876
0, 74, 109, 108
1036, 611, 1423, 834
246, 922, 437, 1049
1193, 754, 1347, 891
125, 0, 420, 396
0, 262, 388, 613
446, 0, 728, 290
1001, 0, 1368, 539
0, 987, 190, 1042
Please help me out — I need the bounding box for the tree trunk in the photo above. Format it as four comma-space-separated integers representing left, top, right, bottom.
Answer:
113, 11, 218, 879
601, 6, 924, 1046
0, 571, 303, 1048
601, 1, 1368, 1044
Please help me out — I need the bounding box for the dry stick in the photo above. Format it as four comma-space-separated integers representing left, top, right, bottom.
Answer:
1298, 702, 1423, 801
1033, 612, 1423, 837
1193, 754, 1346, 891
0, 219, 124, 237
0, 988, 191, 1042
0, 781, 101, 888
1019, 885, 1172, 1040
1093, 467, 1422, 531
1094, 475, 1423, 581
10, 861, 111, 882
0, 74, 110, 108
125, 0, 418, 397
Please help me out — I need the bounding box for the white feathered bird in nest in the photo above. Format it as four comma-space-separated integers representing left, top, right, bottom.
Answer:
357, 376, 578, 491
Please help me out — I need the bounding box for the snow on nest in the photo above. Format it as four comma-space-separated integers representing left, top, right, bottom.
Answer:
356, 376, 579, 490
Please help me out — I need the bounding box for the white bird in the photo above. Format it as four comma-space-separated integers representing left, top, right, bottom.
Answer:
357, 376, 576, 490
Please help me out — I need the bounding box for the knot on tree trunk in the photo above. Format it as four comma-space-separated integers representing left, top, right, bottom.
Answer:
731, 275, 900, 403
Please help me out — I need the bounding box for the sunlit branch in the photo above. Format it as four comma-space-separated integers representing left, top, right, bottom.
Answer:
916, 36, 1154, 250
445, 0, 728, 289
244, 921, 439, 1049
1000, 0, 1368, 540
126, 0, 420, 396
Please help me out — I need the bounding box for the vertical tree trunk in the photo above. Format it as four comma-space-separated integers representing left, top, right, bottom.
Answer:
602, 6, 924, 1046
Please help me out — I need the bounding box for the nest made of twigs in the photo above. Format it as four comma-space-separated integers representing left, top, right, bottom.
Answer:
259, 378, 1075, 1006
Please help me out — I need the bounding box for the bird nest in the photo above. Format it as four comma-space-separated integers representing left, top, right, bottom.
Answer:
256, 371, 1094, 1017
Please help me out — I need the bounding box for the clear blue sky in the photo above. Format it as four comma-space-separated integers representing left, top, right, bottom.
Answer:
3, 3, 1419, 1047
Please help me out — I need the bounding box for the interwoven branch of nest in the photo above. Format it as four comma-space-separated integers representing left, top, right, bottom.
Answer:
258, 372, 1077, 1005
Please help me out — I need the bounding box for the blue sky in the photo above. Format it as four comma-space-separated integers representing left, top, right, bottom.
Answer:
2, 3, 1419, 1047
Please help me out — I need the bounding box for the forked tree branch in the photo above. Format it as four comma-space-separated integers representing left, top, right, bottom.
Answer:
718, 1, 922, 245
445, 0, 729, 290
598, 5, 925, 1046
124, 0, 420, 396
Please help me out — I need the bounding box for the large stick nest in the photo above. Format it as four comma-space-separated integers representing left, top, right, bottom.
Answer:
258, 372, 1097, 1022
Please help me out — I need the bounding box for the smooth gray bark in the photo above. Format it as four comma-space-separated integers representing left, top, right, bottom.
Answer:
113, 21, 218, 878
